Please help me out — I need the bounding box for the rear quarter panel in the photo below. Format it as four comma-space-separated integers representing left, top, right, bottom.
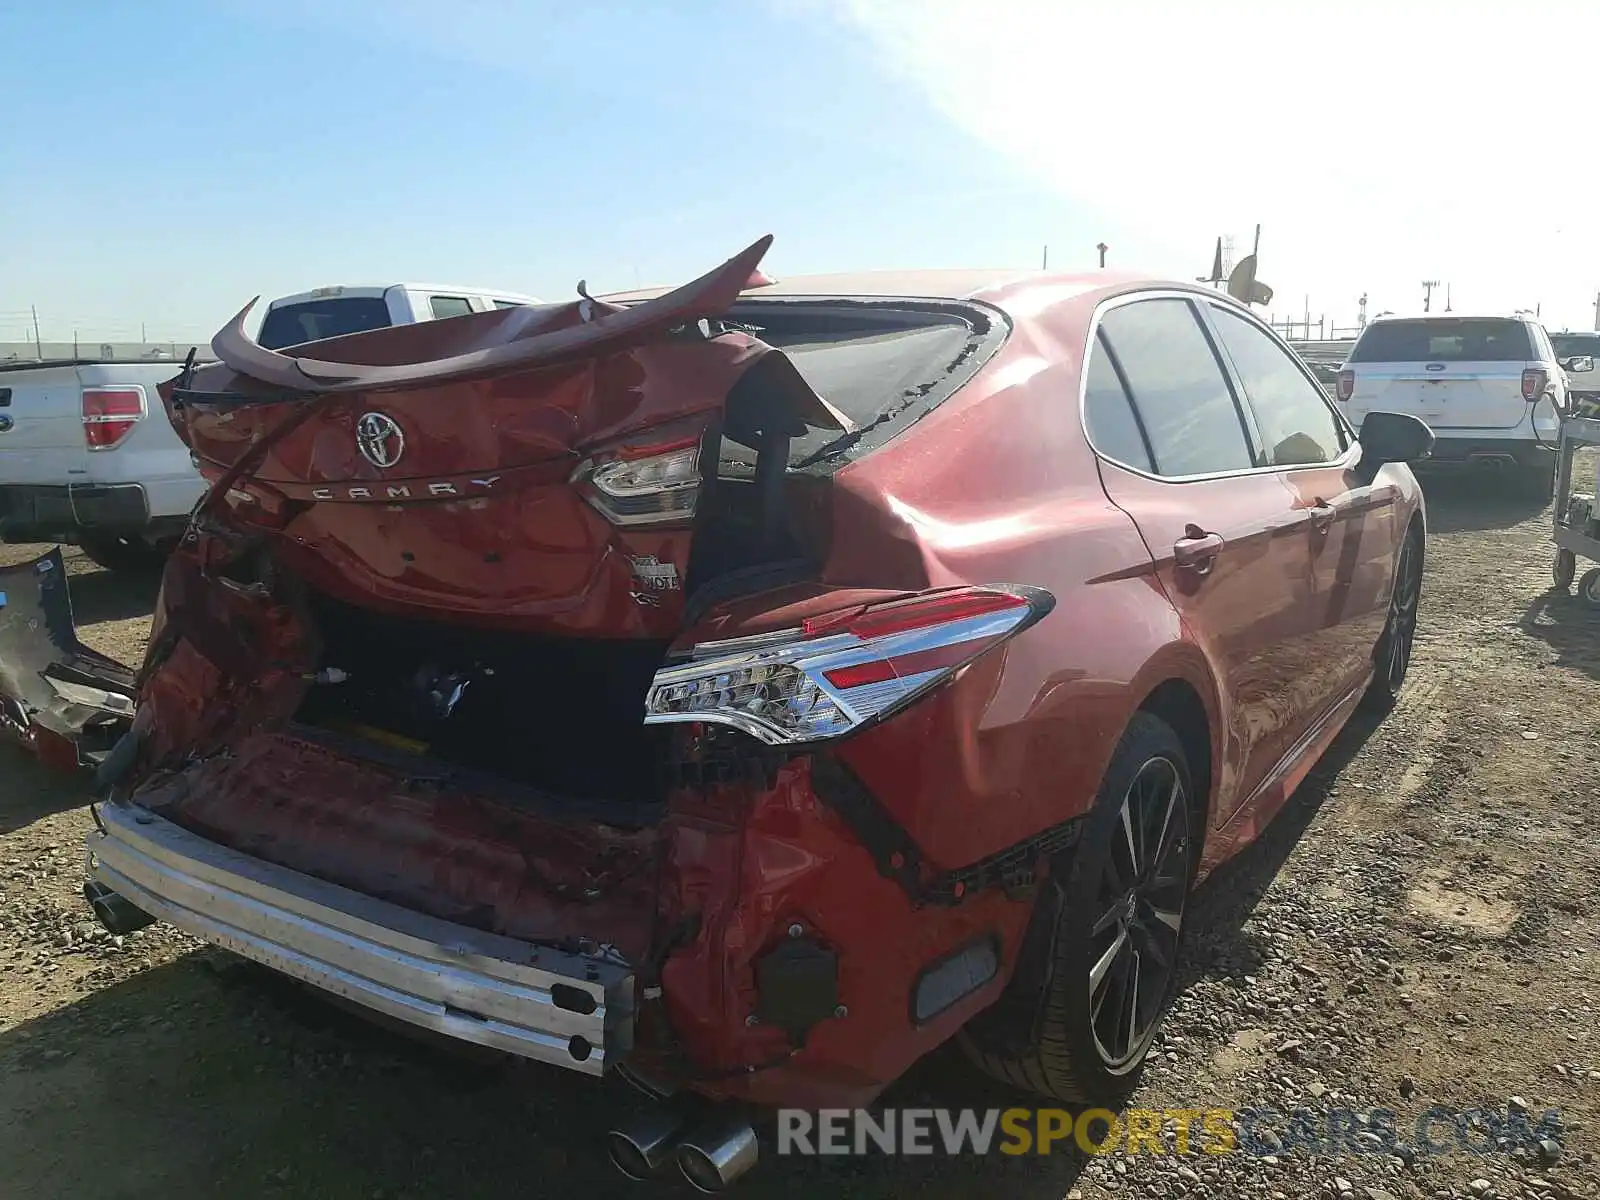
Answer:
815, 290, 1217, 870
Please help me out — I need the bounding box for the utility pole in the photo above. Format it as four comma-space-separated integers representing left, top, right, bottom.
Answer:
1358, 292, 1368, 329
1422, 280, 1439, 313
1096, 242, 1108, 268
30, 306, 41, 356
1444, 283, 1452, 313
1593, 291, 1599, 332
1041, 245, 1048, 270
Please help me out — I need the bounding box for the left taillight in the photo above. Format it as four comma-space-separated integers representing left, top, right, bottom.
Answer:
82, 385, 147, 450
574, 436, 702, 526
1336, 370, 1354, 402
644, 584, 1055, 746
1522, 368, 1548, 401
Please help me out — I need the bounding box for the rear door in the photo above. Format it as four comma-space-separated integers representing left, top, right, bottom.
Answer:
1344, 317, 1535, 431
1201, 300, 1398, 701
1084, 294, 1327, 823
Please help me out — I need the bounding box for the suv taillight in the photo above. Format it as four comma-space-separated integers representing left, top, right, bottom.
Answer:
82, 385, 147, 450
1336, 370, 1354, 402
1522, 369, 1548, 402
574, 436, 701, 526
644, 585, 1055, 745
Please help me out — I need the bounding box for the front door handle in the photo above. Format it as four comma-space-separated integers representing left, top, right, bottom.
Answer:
1308, 502, 1337, 531
1174, 527, 1224, 575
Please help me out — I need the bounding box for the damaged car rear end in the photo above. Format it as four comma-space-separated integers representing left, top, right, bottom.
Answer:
70, 239, 1094, 1188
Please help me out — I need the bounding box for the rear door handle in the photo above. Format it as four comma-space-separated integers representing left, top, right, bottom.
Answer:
1174, 528, 1224, 574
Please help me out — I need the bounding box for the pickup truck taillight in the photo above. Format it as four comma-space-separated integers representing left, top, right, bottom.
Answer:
82, 385, 147, 450
1336, 370, 1354, 401
644, 585, 1055, 746
1521, 369, 1548, 402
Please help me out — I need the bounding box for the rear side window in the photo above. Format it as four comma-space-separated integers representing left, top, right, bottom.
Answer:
429, 295, 474, 319
1349, 318, 1532, 363
258, 298, 393, 350
1097, 298, 1255, 477
493, 300, 526, 310
1208, 306, 1346, 466
1083, 332, 1153, 471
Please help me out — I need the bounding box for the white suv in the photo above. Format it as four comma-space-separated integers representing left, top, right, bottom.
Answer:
1336, 314, 1566, 499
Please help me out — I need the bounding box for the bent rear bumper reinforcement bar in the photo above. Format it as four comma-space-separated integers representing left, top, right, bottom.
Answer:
84, 801, 633, 1075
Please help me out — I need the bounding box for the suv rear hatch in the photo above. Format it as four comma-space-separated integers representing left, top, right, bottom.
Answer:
1340, 316, 1540, 431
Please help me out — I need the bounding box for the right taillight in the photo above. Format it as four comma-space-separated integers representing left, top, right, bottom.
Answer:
1522, 368, 1548, 401
1336, 370, 1354, 402
82, 385, 147, 450
574, 436, 702, 526
644, 584, 1055, 745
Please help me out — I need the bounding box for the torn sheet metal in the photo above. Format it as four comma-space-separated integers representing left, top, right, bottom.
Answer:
0, 548, 138, 769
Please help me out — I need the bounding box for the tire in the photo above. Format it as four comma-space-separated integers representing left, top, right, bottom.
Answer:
1554, 550, 1577, 591
1362, 525, 1423, 714
1579, 567, 1600, 610
958, 712, 1196, 1103
77, 534, 170, 574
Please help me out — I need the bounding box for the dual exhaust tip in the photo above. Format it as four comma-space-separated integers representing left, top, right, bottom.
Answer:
608, 1100, 758, 1192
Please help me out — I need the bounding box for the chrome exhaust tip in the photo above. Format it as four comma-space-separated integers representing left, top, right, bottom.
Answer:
607, 1097, 698, 1181
675, 1111, 760, 1193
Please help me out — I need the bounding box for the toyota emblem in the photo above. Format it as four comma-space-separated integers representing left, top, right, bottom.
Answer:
355, 412, 405, 469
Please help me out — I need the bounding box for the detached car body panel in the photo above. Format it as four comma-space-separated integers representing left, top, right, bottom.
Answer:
2, 239, 1424, 1128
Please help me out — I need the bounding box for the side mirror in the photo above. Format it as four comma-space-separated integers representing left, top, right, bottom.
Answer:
1561, 355, 1594, 373
1357, 411, 1434, 481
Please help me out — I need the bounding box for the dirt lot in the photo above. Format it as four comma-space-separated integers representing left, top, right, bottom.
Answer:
2, 473, 1599, 1200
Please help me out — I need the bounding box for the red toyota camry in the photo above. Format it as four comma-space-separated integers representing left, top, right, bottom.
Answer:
0, 237, 1430, 1191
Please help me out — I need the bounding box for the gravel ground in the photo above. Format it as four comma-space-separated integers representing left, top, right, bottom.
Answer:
1, 470, 1598, 1199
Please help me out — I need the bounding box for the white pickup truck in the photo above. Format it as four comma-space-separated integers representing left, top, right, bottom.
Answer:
0, 282, 541, 570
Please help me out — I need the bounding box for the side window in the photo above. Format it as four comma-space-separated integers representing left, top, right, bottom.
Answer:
1083, 331, 1153, 471
1208, 306, 1345, 467
493, 299, 525, 310
429, 295, 473, 319
1097, 298, 1256, 477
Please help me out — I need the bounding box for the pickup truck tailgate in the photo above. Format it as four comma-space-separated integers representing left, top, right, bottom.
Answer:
0, 363, 92, 480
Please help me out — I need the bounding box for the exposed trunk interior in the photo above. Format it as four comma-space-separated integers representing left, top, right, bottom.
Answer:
292, 588, 676, 808
288, 432, 821, 811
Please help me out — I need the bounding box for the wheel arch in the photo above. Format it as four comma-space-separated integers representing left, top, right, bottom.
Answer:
1136, 677, 1214, 840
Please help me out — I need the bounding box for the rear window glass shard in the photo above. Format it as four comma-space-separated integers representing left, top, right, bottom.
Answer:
1349, 318, 1533, 364
722, 299, 1010, 474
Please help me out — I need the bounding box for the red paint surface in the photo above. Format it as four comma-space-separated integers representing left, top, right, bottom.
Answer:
118, 260, 1423, 1108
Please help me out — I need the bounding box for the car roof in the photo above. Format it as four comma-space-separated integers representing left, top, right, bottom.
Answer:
266, 283, 542, 309
1365, 312, 1530, 324
598, 267, 1170, 310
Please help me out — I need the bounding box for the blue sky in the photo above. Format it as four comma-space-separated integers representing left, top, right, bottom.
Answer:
0, 1, 1152, 343
6, 1, 1600, 343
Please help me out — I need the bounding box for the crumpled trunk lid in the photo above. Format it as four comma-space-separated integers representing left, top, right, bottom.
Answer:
160, 236, 849, 638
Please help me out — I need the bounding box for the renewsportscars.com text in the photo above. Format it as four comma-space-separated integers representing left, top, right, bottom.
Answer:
776, 1106, 1564, 1158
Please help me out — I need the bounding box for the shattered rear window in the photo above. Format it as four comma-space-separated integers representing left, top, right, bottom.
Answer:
722, 299, 1008, 473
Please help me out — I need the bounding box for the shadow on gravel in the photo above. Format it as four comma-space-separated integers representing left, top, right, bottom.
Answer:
1177, 704, 1389, 985
1519, 589, 1600, 680
1416, 472, 1548, 534
0, 744, 90, 835
0, 945, 1094, 1200
62, 561, 163, 627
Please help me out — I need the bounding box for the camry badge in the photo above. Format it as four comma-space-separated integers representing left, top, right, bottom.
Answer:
355, 412, 405, 469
